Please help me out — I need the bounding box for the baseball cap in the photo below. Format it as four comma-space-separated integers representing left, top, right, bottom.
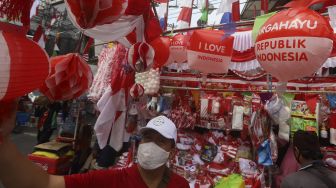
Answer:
140, 116, 177, 143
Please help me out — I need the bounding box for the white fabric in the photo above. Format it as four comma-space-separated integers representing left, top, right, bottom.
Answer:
232, 30, 254, 52
328, 5, 336, 32
229, 59, 262, 71
158, 3, 168, 19
322, 57, 336, 68
140, 116, 177, 142
0, 32, 10, 100
67, 7, 145, 42
179, 0, 194, 8
177, 20, 190, 29
232, 106, 244, 130
331, 128, 336, 145
30, 0, 39, 18
94, 88, 127, 150
217, 0, 238, 14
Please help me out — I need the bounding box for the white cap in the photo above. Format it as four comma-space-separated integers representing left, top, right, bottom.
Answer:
140, 116, 177, 143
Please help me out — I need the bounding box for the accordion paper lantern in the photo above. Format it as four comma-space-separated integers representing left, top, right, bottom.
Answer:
130, 83, 144, 98
0, 23, 49, 101
64, 0, 127, 29
128, 42, 154, 72
40, 53, 93, 101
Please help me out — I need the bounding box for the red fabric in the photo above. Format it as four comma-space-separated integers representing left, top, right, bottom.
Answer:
232, 1, 240, 22
231, 48, 256, 62
261, 0, 268, 14
33, 25, 43, 42
284, 0, 331, 9
305, 94, 318, 114
64, 165, 190, 188
329, 113, 336, 129
144, 9, 163, 43
125, 0, 150, 15
177, 8, 192, 22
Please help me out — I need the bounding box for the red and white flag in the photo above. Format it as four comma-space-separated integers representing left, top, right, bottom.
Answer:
177, 0, 194, 29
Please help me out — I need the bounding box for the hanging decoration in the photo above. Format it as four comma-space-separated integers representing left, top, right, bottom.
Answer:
167, 34, 190, 65
130, 83, 145, 99
0, 23, 49, 101
255, 8, 334, 82
64, 0, 127, 29
187, 29, 234, 74
0, 0, 34, 27
40, 53, 93, 101
150, 36, 171, 69
128, 42, 155, 72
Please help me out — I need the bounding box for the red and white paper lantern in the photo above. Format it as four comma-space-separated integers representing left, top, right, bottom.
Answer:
130, 83, 144, 98
187, 29, 234, 73
255, 8, 334, 82
40, 53, 93, 101
64, 0, 127, 29
128, 42, 155, 72
0, 23, 49, 101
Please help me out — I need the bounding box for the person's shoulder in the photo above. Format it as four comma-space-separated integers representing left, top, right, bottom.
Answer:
281, 171, 306, 188
170, 171, 190, 188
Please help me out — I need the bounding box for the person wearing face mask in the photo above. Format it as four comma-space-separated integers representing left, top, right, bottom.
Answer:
0, 102, 189, 188
281, 130, 336, 188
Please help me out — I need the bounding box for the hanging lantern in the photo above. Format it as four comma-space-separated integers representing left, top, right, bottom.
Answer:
255, 8, 334, 82
0, 23, 49, 101
128, 42, 155, 72
187, 29, 234, 73
64, 0, 127, 29
40, 53, 93, 101
130, 83, 145, 98
150, 36, 171, 69
167, 34, 190, 64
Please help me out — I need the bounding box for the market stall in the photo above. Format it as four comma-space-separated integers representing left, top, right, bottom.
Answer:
1, 0, 336, 187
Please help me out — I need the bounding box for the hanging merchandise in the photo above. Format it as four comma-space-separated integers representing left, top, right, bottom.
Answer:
214, 174, 245, 188
88, 45, 116, 102
0, 23, 49, 101
129, 83, 145, 99
39, 53, 93, 101
0, 0, 34, 27
128, 42, 155, 72
166, 34, 191, 69
230, 30, 266, 80
255, 8, 334, 82
187, 29, 234, 73
64, 0, 127, 29
135, 69, 160, 95
150, 36, 171, 69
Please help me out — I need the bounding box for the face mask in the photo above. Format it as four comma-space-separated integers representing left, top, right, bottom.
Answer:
137, 142, 170, 170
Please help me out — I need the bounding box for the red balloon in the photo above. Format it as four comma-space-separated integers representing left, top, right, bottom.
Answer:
187, 29, 234, 73
40, 53, 93, 101
0, 23, 49, 101
255, 8, 334, 82
65, 0, 126, 29
150, 36, 170, 69
167, 34, 190, 64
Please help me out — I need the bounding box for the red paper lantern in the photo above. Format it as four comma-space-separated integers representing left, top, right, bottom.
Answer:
0, 23, 49, 101
64, 0, 127, 29
187, 29, 234, 73
150, 36, 171, 69
130, 83, 144, 98
167, 34, 190, 64
255, 8, 334, 82
128, 42, 155, 72
40, 53, 93, 101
